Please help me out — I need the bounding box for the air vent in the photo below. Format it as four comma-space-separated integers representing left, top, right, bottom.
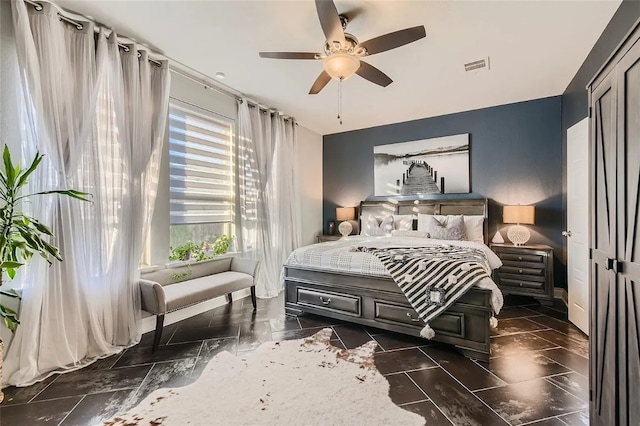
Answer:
464, 57, 490, 72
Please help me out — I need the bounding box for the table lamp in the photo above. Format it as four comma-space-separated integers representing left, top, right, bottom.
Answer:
336, 207, 356, 237
503, 205, 535, 246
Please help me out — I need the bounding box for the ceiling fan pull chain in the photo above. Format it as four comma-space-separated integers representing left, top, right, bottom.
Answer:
338, 77, 343, 125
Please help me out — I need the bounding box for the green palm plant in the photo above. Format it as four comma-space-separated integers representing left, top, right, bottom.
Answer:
0, 145, 91, 332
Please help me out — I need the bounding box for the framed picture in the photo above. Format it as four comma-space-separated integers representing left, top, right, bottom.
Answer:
374, 134, 470, 196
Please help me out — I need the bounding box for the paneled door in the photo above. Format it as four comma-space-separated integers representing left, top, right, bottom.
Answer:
590, 26, 640, 426
589, 71, 617, 426
567, 117, 590, 334
616, 38, 640, 426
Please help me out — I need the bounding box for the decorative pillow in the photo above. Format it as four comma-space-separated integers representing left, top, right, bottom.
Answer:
417, 214, 484, 242
391, 230, 430, 238
392, 215, 414, 231
419, 215, 466, 240
417, 214, 434, 233
361, 215, 394, 236
462, 215, 485, 243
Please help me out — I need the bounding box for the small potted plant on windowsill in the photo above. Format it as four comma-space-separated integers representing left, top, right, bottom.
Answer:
167, 235, 233, 279
168, 240, 199, 262
0, 146, 90, 402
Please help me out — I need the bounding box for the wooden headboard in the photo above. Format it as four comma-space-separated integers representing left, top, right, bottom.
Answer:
359, 197, 489, 243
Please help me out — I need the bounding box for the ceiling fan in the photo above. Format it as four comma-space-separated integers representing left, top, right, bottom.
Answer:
259, 0, 426, 95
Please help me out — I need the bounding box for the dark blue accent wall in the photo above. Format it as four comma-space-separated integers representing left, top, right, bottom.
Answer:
323, 96, 565, 288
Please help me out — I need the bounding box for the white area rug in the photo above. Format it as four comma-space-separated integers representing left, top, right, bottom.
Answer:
102, 328, 424, 426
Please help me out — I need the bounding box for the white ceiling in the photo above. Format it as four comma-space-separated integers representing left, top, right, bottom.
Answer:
54, 0, 621, 135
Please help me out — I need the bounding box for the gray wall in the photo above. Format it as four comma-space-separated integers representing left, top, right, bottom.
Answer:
561, 2, 640, 265
323, 95, 564, 287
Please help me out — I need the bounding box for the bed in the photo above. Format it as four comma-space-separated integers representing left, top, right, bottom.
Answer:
283, 197, 503, 361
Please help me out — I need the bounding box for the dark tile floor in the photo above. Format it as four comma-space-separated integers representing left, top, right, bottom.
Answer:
0, 295, 589, 426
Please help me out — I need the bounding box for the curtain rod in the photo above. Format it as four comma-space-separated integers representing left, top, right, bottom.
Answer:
246, 103, 297, 125
23, 0, 163, 67
22, 0, 297, 124
169, 66, 296, 124
169, 65, 242, 102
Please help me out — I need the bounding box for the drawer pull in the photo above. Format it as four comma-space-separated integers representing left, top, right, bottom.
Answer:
518, 269, 523, 273
406, 312, 421, 322
518, 256, 523, 260
319, 296, 332, 305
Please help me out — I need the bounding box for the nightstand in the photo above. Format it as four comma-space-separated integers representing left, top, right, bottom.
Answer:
490, 243, 554, 306
316, 234, 342, 243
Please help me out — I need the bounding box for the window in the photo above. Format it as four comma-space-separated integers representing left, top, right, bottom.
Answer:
168, 99, 235, 249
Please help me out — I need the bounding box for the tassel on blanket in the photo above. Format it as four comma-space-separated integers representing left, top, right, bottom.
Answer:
489, 316, 498, 329
420, 324, 436, 339
348, 246, 358, 252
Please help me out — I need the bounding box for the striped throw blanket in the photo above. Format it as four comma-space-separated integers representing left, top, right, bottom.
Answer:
356, 245, 491, 339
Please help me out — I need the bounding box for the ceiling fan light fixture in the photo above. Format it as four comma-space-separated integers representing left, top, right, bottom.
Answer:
323, 53, 361, 80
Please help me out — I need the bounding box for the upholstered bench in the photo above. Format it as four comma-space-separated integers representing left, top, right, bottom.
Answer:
139, 256, 260, 351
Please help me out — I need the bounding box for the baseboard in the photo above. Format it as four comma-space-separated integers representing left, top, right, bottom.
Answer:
140, 288, 251, 334
554, 288, 568, 307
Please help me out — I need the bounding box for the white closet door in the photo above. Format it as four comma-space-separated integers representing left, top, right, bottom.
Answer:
566, 117, 589, 335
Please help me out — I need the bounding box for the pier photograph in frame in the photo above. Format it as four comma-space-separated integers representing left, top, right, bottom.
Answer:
373, 134, 470, 196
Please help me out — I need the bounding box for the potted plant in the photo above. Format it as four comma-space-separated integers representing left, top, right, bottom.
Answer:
0, 146, 90, 402
168, 235, 233, 279
168, 241, 200, 262
210, 234, 232, 256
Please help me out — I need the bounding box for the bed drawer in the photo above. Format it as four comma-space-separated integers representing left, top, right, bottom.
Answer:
374, 302, 424, 326
297, 287, 361, 316
373, 302, 465, 338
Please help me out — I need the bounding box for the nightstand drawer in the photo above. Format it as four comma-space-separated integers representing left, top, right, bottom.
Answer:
498, 252, 544, 263
316, 234, 342, 243
500, 266, 545, 276
500, 273, 545, 283
499, 278, 544, 291
490, 243, 555, 306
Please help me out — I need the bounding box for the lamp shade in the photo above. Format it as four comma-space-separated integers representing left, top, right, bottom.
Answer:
336, 207, 356, 221
323, 53, 361, 80
503, 205, 535, 225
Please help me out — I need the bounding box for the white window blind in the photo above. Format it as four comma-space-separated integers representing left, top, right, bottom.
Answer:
169, 99, 234, 225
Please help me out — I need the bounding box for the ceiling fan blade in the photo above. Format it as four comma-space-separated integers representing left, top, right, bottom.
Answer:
315, 0, 346, 45
356, 61, 393, 87
309, 70, 332, 94
359, 25, 426, 56
259, 52, 321, 60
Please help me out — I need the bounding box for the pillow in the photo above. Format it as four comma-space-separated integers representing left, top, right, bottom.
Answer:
392, 214, 414, 231
391, 230, 430, 238
360, 215, 394, 236
417, 214, 485, 243
462, 215, 485, 243
419, 214, 466, 240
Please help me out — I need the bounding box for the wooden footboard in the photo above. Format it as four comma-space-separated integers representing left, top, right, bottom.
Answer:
284, 266, 493, 361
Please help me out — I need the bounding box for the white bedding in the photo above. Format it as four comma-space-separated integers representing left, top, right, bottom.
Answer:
284, 236, 504, 314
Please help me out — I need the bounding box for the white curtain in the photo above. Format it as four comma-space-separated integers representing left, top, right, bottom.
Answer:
237, 100, 301, 298
3, 0, 170, 387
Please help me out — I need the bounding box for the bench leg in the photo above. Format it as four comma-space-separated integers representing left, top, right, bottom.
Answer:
226, 293, 233, 303
152, 314, 165, 353
250, 285, 257, 311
